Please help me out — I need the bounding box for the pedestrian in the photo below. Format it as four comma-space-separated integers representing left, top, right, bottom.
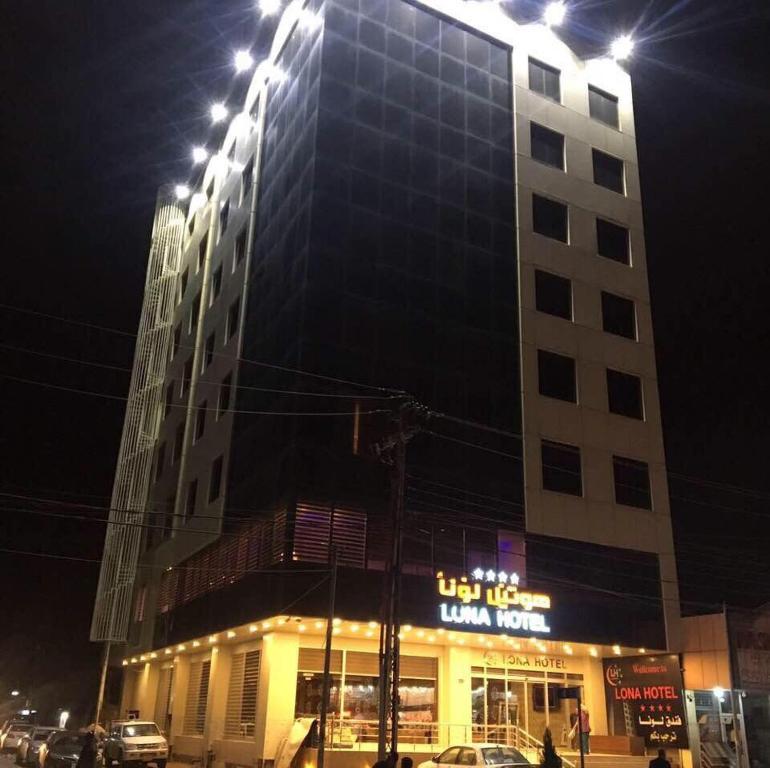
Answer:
77, 731, 97, 768
401, 757, 413, 768
649, 749, 671, 768
578, 707, 591, 755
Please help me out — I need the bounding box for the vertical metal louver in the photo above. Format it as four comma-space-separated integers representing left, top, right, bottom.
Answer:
293, 503, 367, 567
90, 186, 185, 642
184, 659, 211, 736
154, 665, 174, 730
224, 650, 261, 738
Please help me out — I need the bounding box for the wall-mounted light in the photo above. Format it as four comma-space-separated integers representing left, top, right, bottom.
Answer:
544, 1, 566, 28
210, 103, 228, 123
234, 50, 254, 73
610, 34, 634, 61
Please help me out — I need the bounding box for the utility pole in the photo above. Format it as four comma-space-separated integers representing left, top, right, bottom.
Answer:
375, 401, 423, 761
94, 640, 112, 727
318, 548, 338, 768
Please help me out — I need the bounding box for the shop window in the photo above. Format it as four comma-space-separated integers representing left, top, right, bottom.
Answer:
535, 270, 572, 320
532, 194, 568, 242
295, 648, 343, 718
224, 650, 261, 738
596, 218, 630, 264
183, 660, 211, 735
542, 439, 582, 496
528, 58, 560, 101
613, 455, 652, 509
592, 149, 625, 194
588, 85, 619, 128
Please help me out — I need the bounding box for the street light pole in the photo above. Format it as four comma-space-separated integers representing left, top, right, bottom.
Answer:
94, 640, 112, 727
317, 548, 338, 768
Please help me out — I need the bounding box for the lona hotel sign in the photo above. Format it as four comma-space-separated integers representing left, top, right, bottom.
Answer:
436, 569, 552, 634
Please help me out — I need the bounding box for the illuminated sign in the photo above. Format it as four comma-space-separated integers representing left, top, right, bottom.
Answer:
436, 570, 552, 635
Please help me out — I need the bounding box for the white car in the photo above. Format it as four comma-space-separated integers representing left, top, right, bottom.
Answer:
2, 724, 34, 753
103, 721, 168, 768
418, 744, 533, 768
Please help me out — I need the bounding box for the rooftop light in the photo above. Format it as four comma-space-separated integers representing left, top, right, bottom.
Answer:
544, 1, 566, 28
610, 34, 634, 61
174, 184, 191, 201
234, 49, 254, 73
210, 102, 228, 123
259, 0, 282, 15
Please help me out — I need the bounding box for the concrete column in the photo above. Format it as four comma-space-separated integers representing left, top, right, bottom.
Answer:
169, 655, 191, 750
583, 657, 608, 736
135, 662, 161, 722
443, 647, 473, 745
204, 646, 233, 756
121, 669, 139, 718
255, 633, 300, 761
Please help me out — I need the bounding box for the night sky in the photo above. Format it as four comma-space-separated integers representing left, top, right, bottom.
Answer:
1, 0, 769, 716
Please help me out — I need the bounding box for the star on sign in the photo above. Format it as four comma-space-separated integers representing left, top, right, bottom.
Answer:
509, 573, 520, 585
485, 569, 497, 582
497, 571, 508, 583
472, 568, 485, 581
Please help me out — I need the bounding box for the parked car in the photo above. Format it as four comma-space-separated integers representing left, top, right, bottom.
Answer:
17, 727, 58, 766
2, 723, 34, 753
418, 744, 533, 768
102, 721, 168, 768
39, 732, 96, 768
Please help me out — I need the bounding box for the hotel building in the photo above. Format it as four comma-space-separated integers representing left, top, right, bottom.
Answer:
98, 0, 687, 766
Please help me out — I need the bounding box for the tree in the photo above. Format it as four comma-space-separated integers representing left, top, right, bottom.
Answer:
541, 727, 562, 768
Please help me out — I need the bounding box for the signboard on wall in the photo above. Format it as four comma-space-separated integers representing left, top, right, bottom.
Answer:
603, 654, 689, 748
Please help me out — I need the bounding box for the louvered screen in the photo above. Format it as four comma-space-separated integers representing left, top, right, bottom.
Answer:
293, 503, 332, 563
154, 666, 174, 730
346, 651, 379, 675
183, 660, 211, 735
224, 650, 261, 738
297, 648, 343, 673
331, 508, 366, 568
400, 656, 437, 679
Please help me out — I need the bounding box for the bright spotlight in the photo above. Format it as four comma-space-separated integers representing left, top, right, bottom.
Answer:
610, 34, 635, 61
192, 146, 208, 164
259, 0, 282, 15
544, 1, 566, 28
174, 184, 191, 201
234, 49, 254, 73
210, 102, 228, 123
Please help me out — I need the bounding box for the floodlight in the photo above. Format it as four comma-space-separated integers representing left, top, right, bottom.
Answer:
259, 0, 281, 15
610, 34, 634, 61
174, 184, 191, 201
210, 102, 228, 123
192, 146, 208, 164
544, 1, 566, 28
234, 49, 254, 73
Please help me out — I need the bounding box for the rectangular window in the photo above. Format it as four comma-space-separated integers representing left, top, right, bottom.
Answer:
217, 373, 233, 418
541, 439, 582, 496
172, 326, 181, 358
607, 369, 644, 419
588, 85, 619, 128
528, 58, 560, 101
198, 233, 208, 273
177, 268, 189, 305
181, 358, 193, 396
530, 122, 565, 170
592, 149, 625, 194
185, 478, 198, 520
164, 382, 174, 417
203, 332, 216, 370
163, 494, 175, 539
532, 194, 568, 242
209, 455, 224, 502
210, 265, 222, 305
535, 270, 572, 320
241, 157, 254, 203
206, 178, 215, 201
195, 401, 207, 442
219, 199, 230, 235
613, 455, 652, 509
173, 423, 185, 463
155, 442, 166, 482
596, 218, 630, 264
234, 228, 248, 270
224, 650, 261, 738
188, 293, 200, 335
538, 350, 577, 403
226, 299, 240, 342
601, 291, 636, 339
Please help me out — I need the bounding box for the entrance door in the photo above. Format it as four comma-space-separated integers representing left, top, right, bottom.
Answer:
506, 679, 527, 747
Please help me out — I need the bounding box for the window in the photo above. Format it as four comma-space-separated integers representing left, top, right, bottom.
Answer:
210, 265, 222, 305
195, 401, 207, 442
532, 683, 561, 712
181, 358, 193, 396
241, 157, 254, 202
532, 194, 568, 242
224, 650, 261, 737
219, 199, 230, 235
133, 585, 147, 623
528, 58, 560, 101
592, 149, 625, 194
538, 350, 576, 402
163, 495, 175, 540
185, 479, 198, 520
177, 268, 189, 305
183, 659, 210, 735
607, 369, 643, 419
596, 218, 630, 264
155, 442, 166, 482
535, 270, 571, 320
227, 141, 236, 164
541, 439, 582, 496
198, 233, 208, 273
226, 299, 240, 342
172, 326, 181, 358
203, 332, 216, 370
234, 228, 248, 270
457, 749, 477, 766
206, 178, 215, 201
188, 293, 200, 335
613, 455, 652, 509
588, 85, 619, 128
173, 423, 185, 463
601, 291, 636, 339
530, 123, 564, 170
164, 382, 174, 417
209, 455, 224, 502
438, 750, 462, 765
218, 373, 233, 418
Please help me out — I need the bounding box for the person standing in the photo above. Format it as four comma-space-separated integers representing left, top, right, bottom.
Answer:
76, 731, 97, 768
579, 707, 591, 755
649, 749, 671, 768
